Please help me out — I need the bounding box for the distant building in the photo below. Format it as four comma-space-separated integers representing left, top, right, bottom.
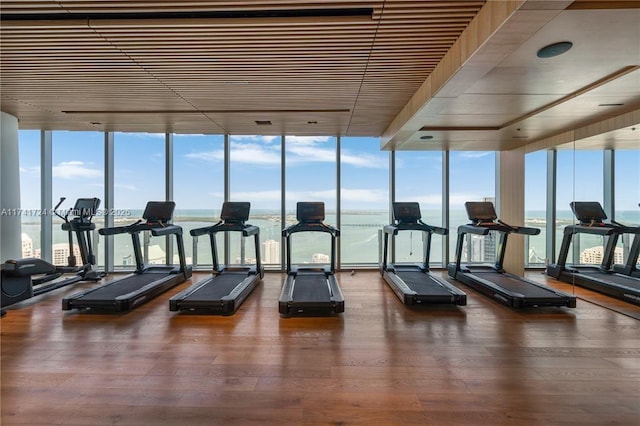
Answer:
21, 233, 33, 258
580, 246, 624, 265
312, 253, 329, 264
263, 239, 280, 264
52, 243, 82, 266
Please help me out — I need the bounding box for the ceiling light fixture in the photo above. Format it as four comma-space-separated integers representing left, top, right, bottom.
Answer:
598, 103, 624, 107
536, 41, 573, 58
420, 135, 433, 140
255, 120, 272, 125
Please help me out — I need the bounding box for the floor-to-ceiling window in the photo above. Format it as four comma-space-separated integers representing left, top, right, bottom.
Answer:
394, 151, 443, 266
614, 149, 640, 267
229, 135, 282, 267
556, 149, 604, 265
17, 130, 41, 259
525, 151, 547, 266
113, 132, 165, 268
285, 136, 337, 267
173, 134, 225, 267
51, 131, 105, 267
449, 151, 496, 262
340, 137, 389, 266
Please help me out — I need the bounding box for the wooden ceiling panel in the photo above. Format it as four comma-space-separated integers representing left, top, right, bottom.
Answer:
1, 0, 485, 135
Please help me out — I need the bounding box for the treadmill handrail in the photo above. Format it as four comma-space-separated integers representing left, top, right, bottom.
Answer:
151, 224, 183, 237
384, 220, 447, 236
562, 223, 618, 236
457, 223, 491, 236
190, 221, 259, 237
283, 222, 339, 237
99, 220, 170, 236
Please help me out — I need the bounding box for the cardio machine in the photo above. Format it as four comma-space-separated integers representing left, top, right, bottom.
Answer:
381, 202, 466, 306
62, 201, 192, 312
611, 204, 640, 278
1, 197, 104, 308
448, 201, 576, 308
279, 202, 344, 316
546, 201, 640, 305
170, 202, 264, 315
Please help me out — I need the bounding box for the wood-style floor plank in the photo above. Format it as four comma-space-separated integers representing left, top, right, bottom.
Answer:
2, 271, 639, 425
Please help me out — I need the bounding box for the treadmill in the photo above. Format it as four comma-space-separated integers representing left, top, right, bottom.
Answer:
169, 202, 264, 315
448, 201, 576, 308
611, 204, 640, 278
279, 202, 344, 316
62, 201, 192, 312
546, 201, 640, 306
381, 202, 466, 306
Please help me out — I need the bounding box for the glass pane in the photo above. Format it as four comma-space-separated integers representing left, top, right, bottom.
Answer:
173, 134, 224, 267
449, 151, 496, 263
340, 137, 389, 266
524, 151, 547, 266
18, 130, 41, 259
229, 135, 282, 267
51, 131, 105, 267
113, 132, 165, 268
614, 149, 640, 268
285, 136, 336, 266
395, 151, 443, 265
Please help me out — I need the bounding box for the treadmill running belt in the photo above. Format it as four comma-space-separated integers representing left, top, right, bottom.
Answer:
474, 272, 560, 297
292, 275, 330, 302
396, 271, 451, 295
183, 273, 246, 300
78, 274, 165, 300
577, 271, 640, 290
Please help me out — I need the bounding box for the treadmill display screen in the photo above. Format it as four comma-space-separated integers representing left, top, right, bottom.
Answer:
72, 198, 100, 218
221, 201, 250, 223
465, 201, 497, 222
571, 201, 607, 223
297, 202, 324, 223
393, 202, 421, 223
143, 201, 176, 224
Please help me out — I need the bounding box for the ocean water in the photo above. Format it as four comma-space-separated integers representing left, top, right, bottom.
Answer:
19, 209, 638, 268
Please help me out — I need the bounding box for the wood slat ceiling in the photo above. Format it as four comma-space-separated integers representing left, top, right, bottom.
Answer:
0, 0, 486, 136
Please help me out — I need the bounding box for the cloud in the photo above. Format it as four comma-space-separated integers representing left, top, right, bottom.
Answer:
341, 188, 387, 202
457, 152, 492, 159
20, 166, 40, 174
115, 183, 137, 191
185, 142, 280, 165
286, 136, 331, 145
53, 161, 101, 179
341, 151, 387, 168
286, 144, 335, 164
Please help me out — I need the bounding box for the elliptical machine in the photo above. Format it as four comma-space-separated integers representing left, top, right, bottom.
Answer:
1, 197, 105, 308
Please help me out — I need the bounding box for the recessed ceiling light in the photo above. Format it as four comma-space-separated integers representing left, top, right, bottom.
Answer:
512, 136, 529, 139
255, 120, 272, 125
598, 103, 624, 107
537, 41, 573, 58
420, 135, 433, 140
90, 122, 102, 125
307, 121, 318, 124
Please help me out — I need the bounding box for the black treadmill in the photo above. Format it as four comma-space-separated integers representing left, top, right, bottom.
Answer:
279, 202, 344, 316
2, 197, 104, 308
546, 201, 640, 306
448, 201, 576, 308
611, 204, 640, 278
381, 202, 466, 306
62, 201, 192, 312
169, 202, 264, 315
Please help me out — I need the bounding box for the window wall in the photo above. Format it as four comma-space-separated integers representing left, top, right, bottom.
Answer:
51, 131, 105, 267
16, 129, 638, 272
18, 131, 41, 259
340, 137, 389, 266
524, 151, 547, 266
394, 151, 443, 265
556, 150, 604, 265
285, 136, 337, 267
229, 135, 282, 267
113, 132, 166, 268
173, 134, 225, 267
449, 151, 496, 262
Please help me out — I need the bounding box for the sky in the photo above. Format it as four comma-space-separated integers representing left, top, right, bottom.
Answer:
16, 130, 640, 219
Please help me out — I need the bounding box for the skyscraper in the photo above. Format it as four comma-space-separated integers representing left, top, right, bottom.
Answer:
263, 239, 280, 264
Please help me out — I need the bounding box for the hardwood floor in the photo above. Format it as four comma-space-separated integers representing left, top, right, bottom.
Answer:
2, 271, 639, 425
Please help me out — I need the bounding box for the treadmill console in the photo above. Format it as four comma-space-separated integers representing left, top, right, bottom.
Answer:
143, 201, 176, 225
465, 201, 497, 224
571, 201, 607, 225
393, 202, 421, 224
221, 201, 250, 224
297, 202, 325, 223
